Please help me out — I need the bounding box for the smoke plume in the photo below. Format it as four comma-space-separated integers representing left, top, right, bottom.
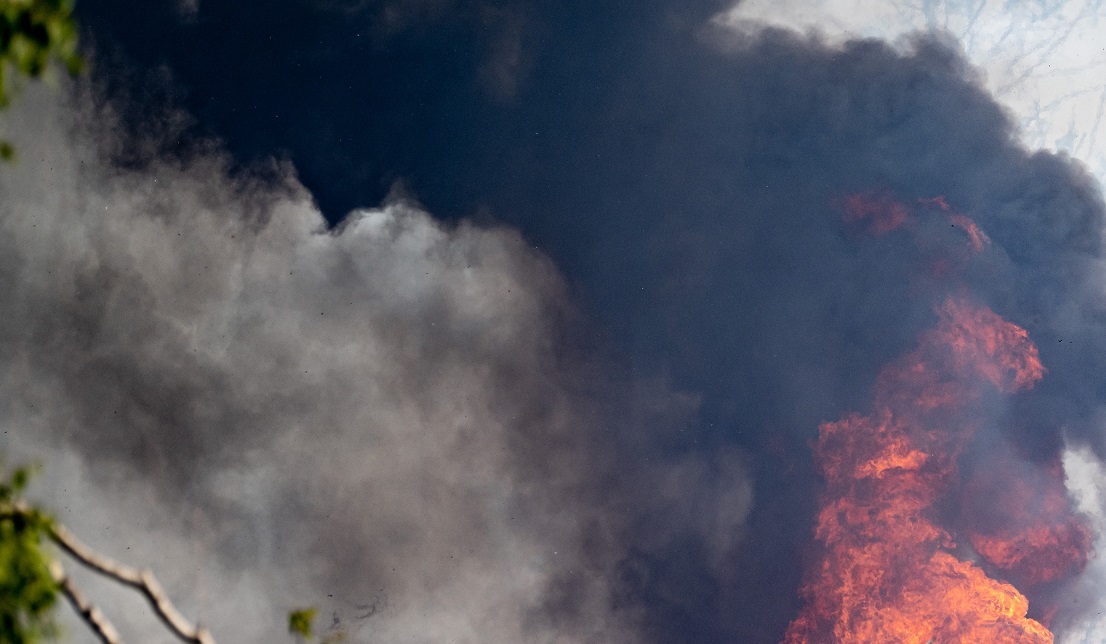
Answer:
8, 2, 1106, 640
0, 81, 751, 642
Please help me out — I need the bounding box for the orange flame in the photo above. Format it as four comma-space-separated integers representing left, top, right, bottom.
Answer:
919, 196, 952, 211
783, 298, 1057, 643
964, 457, 1092, 586
949, 214, 990, 253
840, 192, 910, 235
840, 193, 991, 254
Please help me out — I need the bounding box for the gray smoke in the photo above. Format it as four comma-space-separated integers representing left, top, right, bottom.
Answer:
0, 80, 752, 642
10, 9, 1106, 640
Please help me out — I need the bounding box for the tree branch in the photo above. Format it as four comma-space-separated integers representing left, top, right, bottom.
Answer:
48, 518, 216, 644
10, 501, 216, 644
48, 560, 121, 644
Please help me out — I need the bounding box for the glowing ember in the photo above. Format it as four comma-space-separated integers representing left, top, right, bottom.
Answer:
783, 298, 1060, 643
918, 196, 952, 211
948, 214, 990, 253
840, 193, 991, 255
840, 192, 910, 234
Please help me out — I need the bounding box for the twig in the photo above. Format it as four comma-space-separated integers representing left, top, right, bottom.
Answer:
48, 560, 121, 644
9, 501, 216, 644
48, 519, 216, 644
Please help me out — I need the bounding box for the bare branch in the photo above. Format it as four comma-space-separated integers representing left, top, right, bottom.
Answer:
48, 560, 121, 644
8, 501, 216, 644
47, 519, 216, 644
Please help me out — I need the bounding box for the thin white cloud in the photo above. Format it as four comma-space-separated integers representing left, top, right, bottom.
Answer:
177, 0, 199, 20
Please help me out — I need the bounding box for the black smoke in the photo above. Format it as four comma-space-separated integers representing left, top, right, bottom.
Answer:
6, 1, 1106, 641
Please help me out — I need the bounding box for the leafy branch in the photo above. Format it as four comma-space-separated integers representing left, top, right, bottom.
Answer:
0, 0, 82, 158
0, 465, 216, 643
288, 606, 347, 643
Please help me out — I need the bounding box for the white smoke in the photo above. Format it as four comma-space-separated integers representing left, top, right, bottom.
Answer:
0, 80, 751, 642
1057, 445, 1106, 643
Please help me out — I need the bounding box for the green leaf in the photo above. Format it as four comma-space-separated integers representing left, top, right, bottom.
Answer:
0, 0, 83, 106
0, 465, 59, 643
289, 607, 318, 640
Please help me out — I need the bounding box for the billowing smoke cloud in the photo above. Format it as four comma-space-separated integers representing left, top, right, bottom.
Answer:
0, 82, 753, 641
503, 24, 1106, 640
718, 0, 1106, 181
10, 2, 1106, 640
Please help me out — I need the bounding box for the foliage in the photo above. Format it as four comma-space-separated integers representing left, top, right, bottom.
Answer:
289, 606, 347, 643
0, 0, 82, 101
0, 0, 82, 637
0, 0, 82, 159
289, 607, 317, 639
0, 464, 58, 644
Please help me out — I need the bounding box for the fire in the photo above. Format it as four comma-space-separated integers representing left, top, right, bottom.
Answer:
963, 457, 1092, 586
783, 298, 1067, 643
838, 192, 990, 254
948, 214, 990, 253
839, 192, 910, 234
